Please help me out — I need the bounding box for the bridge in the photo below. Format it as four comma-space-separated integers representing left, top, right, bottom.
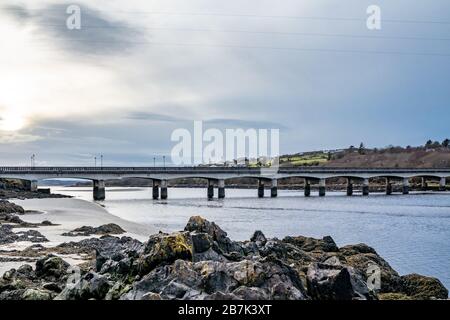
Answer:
0, 167, 449, 200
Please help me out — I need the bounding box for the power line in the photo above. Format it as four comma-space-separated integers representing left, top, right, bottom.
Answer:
32, 24, 450, 42
31, 37, 450, 57
4, 7, 450, 25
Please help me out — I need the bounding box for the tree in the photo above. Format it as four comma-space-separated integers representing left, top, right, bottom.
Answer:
426, 139, 433, 147
442, 139, 450, 148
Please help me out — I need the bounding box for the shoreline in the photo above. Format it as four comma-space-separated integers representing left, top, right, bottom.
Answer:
0, 197, 157, 275
0, 193, 448, 300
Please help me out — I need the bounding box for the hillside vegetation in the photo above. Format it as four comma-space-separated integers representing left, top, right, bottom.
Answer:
281, 140, 450, 168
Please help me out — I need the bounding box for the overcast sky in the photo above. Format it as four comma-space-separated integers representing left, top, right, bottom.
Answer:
1, 0, 450, 165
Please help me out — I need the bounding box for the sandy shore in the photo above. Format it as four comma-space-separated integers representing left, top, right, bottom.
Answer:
0, 198, 158, 275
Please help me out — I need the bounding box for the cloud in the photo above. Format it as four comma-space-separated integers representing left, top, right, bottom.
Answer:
3, 2, 144, 55
126, 112, 182, 123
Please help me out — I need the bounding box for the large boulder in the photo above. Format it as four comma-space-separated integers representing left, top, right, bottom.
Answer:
35, 255, 70, 282
184, 216, 243, 254
306, 262, 373, 300
339, 244, 402, 293
137, 232, 192, 275
400, 274, 448, 300
283, 235, 339, 253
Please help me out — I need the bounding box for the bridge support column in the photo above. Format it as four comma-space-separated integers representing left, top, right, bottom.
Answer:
421, 178, 428, 191
402, 178, 410, 195
440, 177, 446, 191
271, 179, 278, 198
386, 178, 392, 195
346, 178, 353, 196
160, 180, 168, 200
93, 180, 105, 201
152, 180, 160, 199
258, 180, 265, 198
362, 178, 369, 196
304, 179, 311, 197
207, 179, 214, 199
26, 180, 38, 192
319, 179, 326, 197
218, 179, 225, 199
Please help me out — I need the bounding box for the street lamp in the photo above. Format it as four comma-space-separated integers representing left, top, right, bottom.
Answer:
31, 154, 36, 168
100, 155, 103, 168
94, 156, 97, 167
153, 157, 156, 168
163, 156, 166, 168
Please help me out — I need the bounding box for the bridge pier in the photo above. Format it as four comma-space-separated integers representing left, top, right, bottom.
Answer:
25, 180, 38, 192
402, 178, 410, 195
218, 179, 225, 199
386, 178, 393, 195
207, 179, 214, 199
160, 180, 168, 200
271, 179, 278, 198
93, 180, 105, 201
440, 177, 447, 191
319, 179, 326, 197
346, 178, 353, 196
258, 180, 265, 198
152, 180, 160, 199
304, 179, 311, 197
362, 178, 369, 196
421, 178, 428, 191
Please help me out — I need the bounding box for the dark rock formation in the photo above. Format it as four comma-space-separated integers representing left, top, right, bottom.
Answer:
62, 224, 126, 237
0, 216, 447, 300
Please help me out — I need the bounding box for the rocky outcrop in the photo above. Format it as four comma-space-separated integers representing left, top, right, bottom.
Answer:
62, 224, 126, 237
0, 225, 49, 245
0, 216, 447, 300
400, 274, 448, 300
0, 200, 25, 214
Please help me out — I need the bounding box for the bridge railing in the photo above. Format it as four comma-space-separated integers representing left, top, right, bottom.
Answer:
0, 166, 449, 174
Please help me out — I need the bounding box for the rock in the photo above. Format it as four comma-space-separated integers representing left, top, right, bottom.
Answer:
160, 280, 191, 299
141, 292, 162, 300
138, 232, 192, 275
283, 235, 339, 253
307, 263, 359, 300
191, 232, 213, 253
35, 255, 70, 282
22, 288, 55, 300
41, 220, 54, 226
250, 231, 267, 246
0, 225, 48, 245
0, 200, 25, 214
400, 274, 448, 300
56, 272, 110, 300
1, 215, 447, 301
232, 286, 269, 300
184, 216, 243, 254
378, 292, 412, 300
62, 224, 126, 237
339, 244, 402, 293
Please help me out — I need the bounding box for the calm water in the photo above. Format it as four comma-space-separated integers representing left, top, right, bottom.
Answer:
50, 186, 450, 291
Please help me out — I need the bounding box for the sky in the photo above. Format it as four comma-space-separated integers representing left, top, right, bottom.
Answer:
1, 0, 450, 166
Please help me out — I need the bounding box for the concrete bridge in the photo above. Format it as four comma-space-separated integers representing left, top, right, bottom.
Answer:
0, 167, 449, 200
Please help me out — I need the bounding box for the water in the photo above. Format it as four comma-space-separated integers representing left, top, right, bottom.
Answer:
50, 186, 450, 291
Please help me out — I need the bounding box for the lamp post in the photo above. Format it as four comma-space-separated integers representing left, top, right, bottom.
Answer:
163, 156, 166, 168
100, 155, 103, 168
94, 156, 97, 168
153, 157, 156, 168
